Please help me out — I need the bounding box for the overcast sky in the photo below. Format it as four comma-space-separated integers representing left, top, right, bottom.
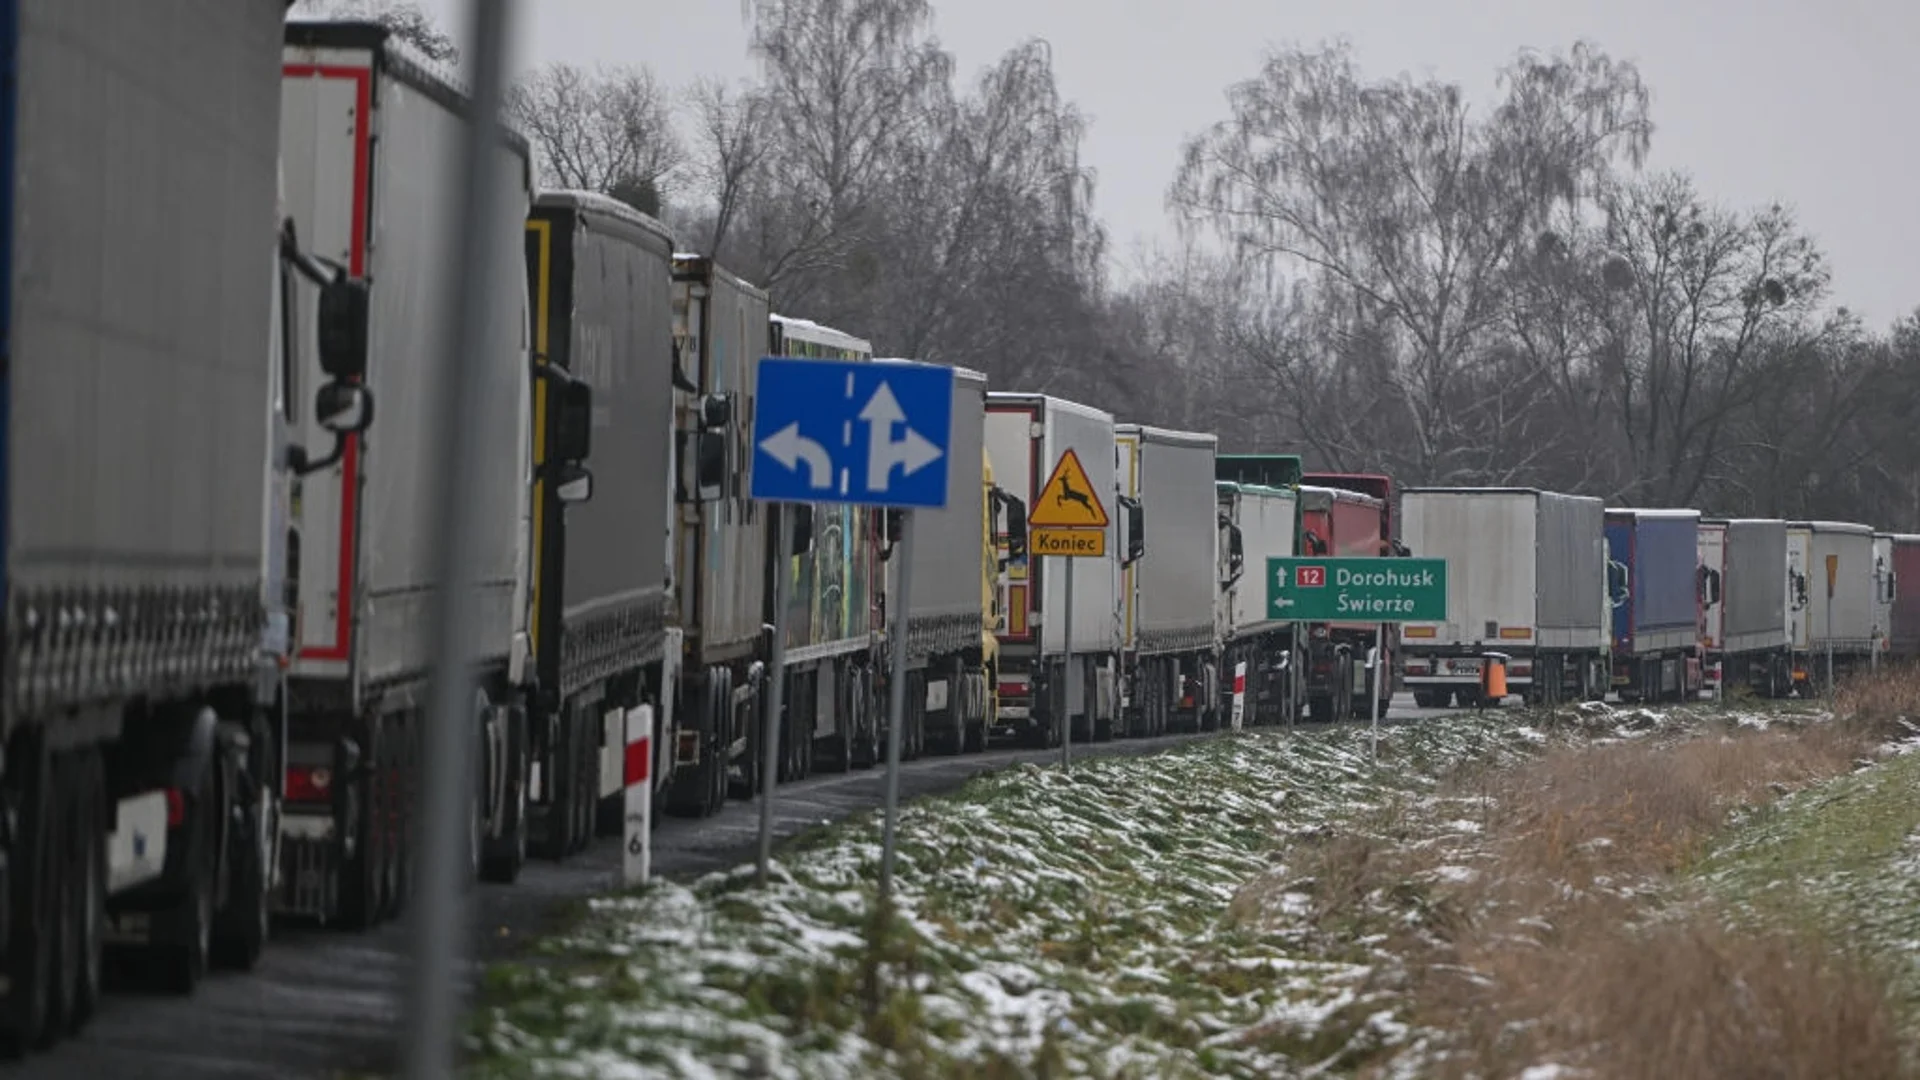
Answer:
419, 0, 1916, 330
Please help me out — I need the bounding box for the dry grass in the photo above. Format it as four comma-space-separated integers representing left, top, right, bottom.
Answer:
1250, 708, 1919, 1078
1833, 664, 1920, 744
1429, 906, 1906, 1080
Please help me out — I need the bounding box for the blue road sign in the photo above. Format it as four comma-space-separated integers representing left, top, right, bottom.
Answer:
749, 357, 955, 509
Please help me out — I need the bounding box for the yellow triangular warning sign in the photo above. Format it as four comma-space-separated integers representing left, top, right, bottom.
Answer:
1029, 448, 1109, 528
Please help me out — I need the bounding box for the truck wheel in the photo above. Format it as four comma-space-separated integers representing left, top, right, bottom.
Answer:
68, 750, 106, 1028
0, 735, 55, 1055
539, 704, 576, 858
46, 754, 80, 1038
211, 769, 268, 972
339, 722, 387, 930
790, 676, 809, 778
704, 668, 730, 817
574, 708, 596, 853
159, 767, 217, 995
733, 684, 762, 801
381, 713, 414, 919
481, 704, 528, 884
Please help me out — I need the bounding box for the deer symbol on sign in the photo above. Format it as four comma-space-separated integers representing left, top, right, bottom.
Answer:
1056, 473, 1094, 515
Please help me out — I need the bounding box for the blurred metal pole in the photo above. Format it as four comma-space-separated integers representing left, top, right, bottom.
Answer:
1061, 558, 1073, 769
876, 512, 917, 908
402, 1, 518, 1077
757, 503, 791, 887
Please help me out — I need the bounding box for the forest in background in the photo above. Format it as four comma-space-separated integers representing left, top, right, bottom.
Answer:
295, 0, 1920, 530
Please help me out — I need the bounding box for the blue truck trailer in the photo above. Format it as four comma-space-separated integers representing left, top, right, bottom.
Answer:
1605, 508, 1704, 702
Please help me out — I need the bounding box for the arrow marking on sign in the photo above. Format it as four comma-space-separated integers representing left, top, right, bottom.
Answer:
759, 422, 834, 490
859, 381, 943, 493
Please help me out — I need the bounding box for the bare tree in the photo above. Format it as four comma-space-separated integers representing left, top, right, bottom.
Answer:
875, 39, 1104, 378
1587, 173, 1831, 505
508, 63, 682, 216
680, 77, 774, 258
1170, 40, 1653, 483
290, 0, 458, 63
742, 0, 953, 298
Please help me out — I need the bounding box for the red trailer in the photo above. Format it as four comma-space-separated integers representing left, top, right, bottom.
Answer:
1296, 484, 1394, 721
1888, 535, 1920, 659
1304, 472, 1398, 547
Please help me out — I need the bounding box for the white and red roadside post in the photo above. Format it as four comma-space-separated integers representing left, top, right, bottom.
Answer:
1231, 660, 1248, 731
623, 704, 654, 887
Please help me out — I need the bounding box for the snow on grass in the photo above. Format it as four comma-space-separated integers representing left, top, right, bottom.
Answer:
467, 701, 1822, 1079
1695, 740, 1920, 1027
468, 714, 1574, 1079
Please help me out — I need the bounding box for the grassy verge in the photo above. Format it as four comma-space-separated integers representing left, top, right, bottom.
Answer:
1695, 671, 1920, 1042
464, 687, 1920, 1079
1309, 679, 1920, 1079
467, 713, 1564, 1078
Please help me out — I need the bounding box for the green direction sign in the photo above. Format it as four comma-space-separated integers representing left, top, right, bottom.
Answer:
1266, 557, 1447, 622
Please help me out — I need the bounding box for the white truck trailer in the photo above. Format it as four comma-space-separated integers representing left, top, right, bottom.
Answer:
1215, 482, 1298, 728
1, 0, 370, 1050
276, 19, 536, 925
1705, 519, 1793, 698
885, 363, 1009, 759
1399, 488, 1609, 706
984, 393, 1122, 746
1792, 521, 1875, 693
1115, 425, 1221, 736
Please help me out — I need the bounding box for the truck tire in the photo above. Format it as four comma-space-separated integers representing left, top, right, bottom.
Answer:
538, 704, 577, 857
480, 703, 528, 884
704, 668, 730, 818
339, 720, 388, 930
211, 771, 269, 972
0, 734, 55, 1055
158, 764, 217, 995
69, 750, 106, 1028
47, 754, 80, 1036
733, 677, 763, 800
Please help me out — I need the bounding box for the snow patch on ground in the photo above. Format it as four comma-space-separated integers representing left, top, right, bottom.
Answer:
470, 700, 1820, 1078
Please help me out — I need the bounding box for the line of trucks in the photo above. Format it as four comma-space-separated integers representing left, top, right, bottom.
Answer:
5, 6, 1916, 1057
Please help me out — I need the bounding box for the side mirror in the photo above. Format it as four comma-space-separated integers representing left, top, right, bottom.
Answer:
553, 377, 592, 463
1222, 522, 1245, 590
316, 381, 373, 435
1121, 496, 1145, 566
701, 393, 733, 431
317, 276, 369, 381
790, 504, 815, 556
555, 462, 593, 504
695, 430, 727, 501
1004, 495, 1028, 563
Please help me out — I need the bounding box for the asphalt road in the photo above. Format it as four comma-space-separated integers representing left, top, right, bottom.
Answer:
5, 698, 1441, 1079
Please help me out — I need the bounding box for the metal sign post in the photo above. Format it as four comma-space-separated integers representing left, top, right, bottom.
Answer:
404, 1, 518, 1077
877, 512, 916, 906
1061, 558, 1074, 769
1369, 624, 1384, 762
756, 503, 792, 887
747, 355, 954, 908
